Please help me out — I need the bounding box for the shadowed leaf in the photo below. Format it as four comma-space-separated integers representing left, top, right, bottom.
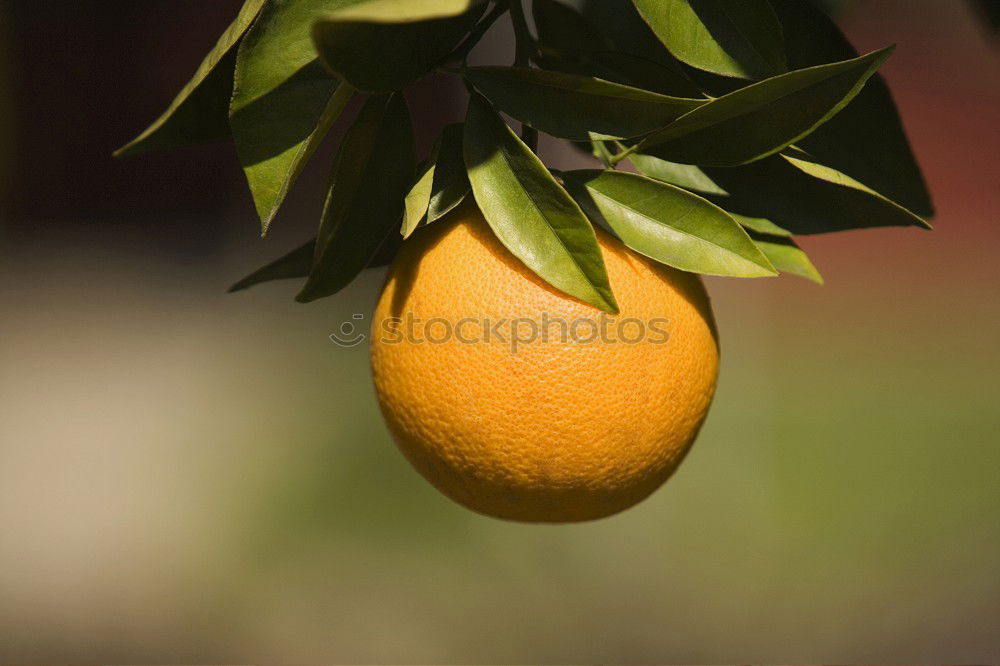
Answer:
636, 46, 893, 166
532, 0, 610, 60
228, 240, 315, 293
115, 0, 266, 156
703, 153, 929, 234
298, 93, 415, 302
427, 124, 470, 224
312, 2, 485, 92
770, 0, 933, 216
463, 66, 704, 140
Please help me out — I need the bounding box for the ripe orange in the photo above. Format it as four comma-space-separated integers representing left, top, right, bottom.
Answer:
370, 203, 719, 522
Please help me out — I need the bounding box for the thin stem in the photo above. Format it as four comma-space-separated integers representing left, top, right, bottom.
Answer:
508, 0, 534, 67
608, 142, 639, 166
508, 0, 539, 152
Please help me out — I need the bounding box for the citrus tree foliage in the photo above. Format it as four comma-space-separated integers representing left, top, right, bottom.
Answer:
118, 0, 933, 310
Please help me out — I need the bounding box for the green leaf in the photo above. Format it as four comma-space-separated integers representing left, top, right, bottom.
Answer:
702, 153, 929, 234
564, 169, 776, 278
463, 93, 619, 313
532, 0, 610, 60
312, 3, 485, 92
426, 123, 470, 224
632, 0, 787, 79
228, 240, 316, 293
297, 93, 415, 302
230, 0, 361, 233
626, 152, 792, 236
770, 0, 933, 216
749, 233, 823, 284
781, 153, 929, 227
227, 231, 402, 293
627, 152, 726, 195
585, 51, 704, 98
462, 66, 704, 141
402, 123, 470, 239
115, 0, 266, 157
402, 159, 436, 240
635, 46, 894, 166
315, 0, 484, 22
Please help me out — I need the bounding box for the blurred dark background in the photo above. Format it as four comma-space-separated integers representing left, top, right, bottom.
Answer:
1, 0, 998, 662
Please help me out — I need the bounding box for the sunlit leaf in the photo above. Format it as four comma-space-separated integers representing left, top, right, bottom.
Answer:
297, 94, 415, 302
230, 0, 360, 233
627, 152, 726, 195
565, 169, 776, 278
632, 0, 786, 79
402, 159, 436, 239
316, 0, 485, 22
750, 233, 823, 284
627, 152, 791, 235
464, 94, 619, 313
115, 0, 266, 156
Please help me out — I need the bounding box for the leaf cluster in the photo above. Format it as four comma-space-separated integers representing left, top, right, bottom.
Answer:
117, 0, 933, 310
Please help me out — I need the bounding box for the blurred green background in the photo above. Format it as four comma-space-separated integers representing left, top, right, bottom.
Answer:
1, 0, 998, 661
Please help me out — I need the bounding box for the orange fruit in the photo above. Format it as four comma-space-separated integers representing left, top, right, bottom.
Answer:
370, 203, 719, 522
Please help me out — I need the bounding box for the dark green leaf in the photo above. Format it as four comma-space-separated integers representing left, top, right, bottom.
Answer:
463, 66, 704, 140
581, 0, 703, 79
585, 51, 704, 98
564, 0, 703, 98
632, 0, 787, 79
463, 94, 619, 313
532, 0, 610, 60
635, 46, 893, 166
312, 2, 485, 92
426, 123, 470, 224
781, 153, 929, 227
770, 0, 933, 216
703, 153, 929, 234
297, 93, 415, 302
230, 0, 359, 233
115, 0, 266, 156
749, 233, 823, 284
564, 169, 776, 278
227, 231, 401, 293
228, 240, 315, 293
